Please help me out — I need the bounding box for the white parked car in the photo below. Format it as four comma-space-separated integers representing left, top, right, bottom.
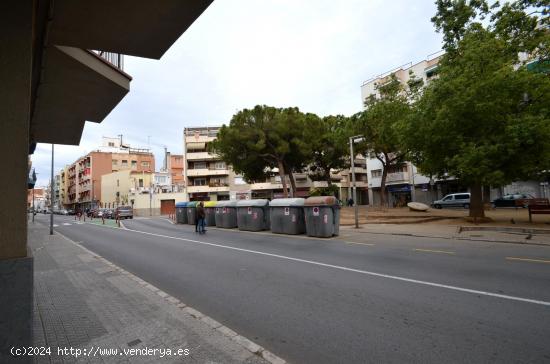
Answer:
432, 193, 471, 209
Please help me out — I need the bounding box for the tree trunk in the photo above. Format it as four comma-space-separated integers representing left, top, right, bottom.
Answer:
325, 168, 332, 187
380, 165, 388, 207
469, 183, 485, 219
287, 169, 297, 198
277, 160, 289, 198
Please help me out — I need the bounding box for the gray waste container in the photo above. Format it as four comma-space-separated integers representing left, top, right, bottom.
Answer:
204, 201, 217, 226
269, 198, 306, 235
175, 202, 188, 224
237, 199, 270, 231
304, 196, 340, 237
215, 200, 238, 228
186, 201, 198, 225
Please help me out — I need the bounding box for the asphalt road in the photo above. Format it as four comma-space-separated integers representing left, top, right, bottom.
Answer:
38, 214, 550, 363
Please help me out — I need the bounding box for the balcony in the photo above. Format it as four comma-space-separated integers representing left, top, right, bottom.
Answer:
386, 172, 409, 182
187, 185, 230, 193
250, 182, 283, 190
187, 168, 229, 177
185, 152, 219, 161
31, 46, 131, 145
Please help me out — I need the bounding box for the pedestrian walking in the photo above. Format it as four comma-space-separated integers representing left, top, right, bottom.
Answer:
197, 201, 206, 234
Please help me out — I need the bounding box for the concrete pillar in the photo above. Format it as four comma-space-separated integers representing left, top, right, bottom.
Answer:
0, 1, 34, 361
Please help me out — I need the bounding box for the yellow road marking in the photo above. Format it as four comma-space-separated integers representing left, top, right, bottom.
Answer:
506, 257, 550, 264
413, 248, 455, 255
345, 241, 375, 246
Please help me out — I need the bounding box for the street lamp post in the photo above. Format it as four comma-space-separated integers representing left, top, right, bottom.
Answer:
349, 135, 365, 228
50, 144, 54, 235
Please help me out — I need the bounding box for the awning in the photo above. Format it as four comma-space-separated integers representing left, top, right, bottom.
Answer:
187, 142, 206, 151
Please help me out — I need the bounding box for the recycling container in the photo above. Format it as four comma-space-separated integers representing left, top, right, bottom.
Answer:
215, 200, 238, 228
175, 202, 188, 224
269, 198, 306, 235
204, 201, 217, 226
236, 199, 270, 231
304, 196, 341, 237
186, 201, 198, 225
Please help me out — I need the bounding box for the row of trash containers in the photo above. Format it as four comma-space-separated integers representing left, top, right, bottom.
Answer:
175, 197, 340, 237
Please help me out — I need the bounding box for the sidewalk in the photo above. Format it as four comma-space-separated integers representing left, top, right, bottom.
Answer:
340, 224, 550, 246
29, 222, 282, 364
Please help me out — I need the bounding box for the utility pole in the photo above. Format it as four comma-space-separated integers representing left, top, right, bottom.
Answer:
32, 187, 35, 223
349, 135, 365, 229
50, 144, 54, 235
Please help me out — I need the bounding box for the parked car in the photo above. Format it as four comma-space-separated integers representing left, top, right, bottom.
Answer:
116, 206, 133, 219
67, 209, 76, 215
491, 194, 535, 208
432, 193, 471, 209
103, 209, 115, 219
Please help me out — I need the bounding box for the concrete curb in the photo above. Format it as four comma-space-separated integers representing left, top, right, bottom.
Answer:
54, 230, 287, 364
342, 228, 550, 247
458, 225, 550, 235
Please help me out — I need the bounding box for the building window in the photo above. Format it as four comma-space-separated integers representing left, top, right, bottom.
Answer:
194, 178, 206, 186
371, 169, 382, 178
131, 160, 137, 169
117, 179, 119, 187
121, 160, 128, 167
194, 162, 207, 169
141, 161, 150, 167
214, 161, 226, 170
139, 179, 144, 188
112, 160, 118, 167
108, 142, 115, 147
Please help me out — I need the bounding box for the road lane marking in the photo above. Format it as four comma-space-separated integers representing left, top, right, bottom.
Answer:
53, 224, 59, 227
63, 223, 71, 226
345, 241, 375, 246
506, 257, 550, 264
414, 248, 455, 255
87, 224, 550, 307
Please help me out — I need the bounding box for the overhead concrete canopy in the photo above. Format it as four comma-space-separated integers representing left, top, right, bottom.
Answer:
49, 0, 214, 59
31, 46, 131, 145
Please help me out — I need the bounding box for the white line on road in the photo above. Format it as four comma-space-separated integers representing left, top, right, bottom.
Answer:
63, 223, 71, 226
87, 224, 550, 307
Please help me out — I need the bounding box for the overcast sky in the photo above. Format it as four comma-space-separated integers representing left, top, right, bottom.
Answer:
32, 0, 442, 187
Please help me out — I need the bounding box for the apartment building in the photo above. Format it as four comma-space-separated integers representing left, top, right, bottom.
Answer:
64, 148, 155, 210
183, 127, 234, 201
169, 154, 185, 189
27, 188, 45, 210
360, 52, 448, 206
361, 51, 547, 205
100, 170, 153, 208
183, 126, 344, 201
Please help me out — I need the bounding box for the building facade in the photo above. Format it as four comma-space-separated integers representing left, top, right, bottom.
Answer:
100, 170, 153, 208
63, 146, 155, 210
361, 52, 455, 206
182, 126, 355, 201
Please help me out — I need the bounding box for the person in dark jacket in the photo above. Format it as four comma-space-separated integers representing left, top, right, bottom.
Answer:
196, 201, 206, 234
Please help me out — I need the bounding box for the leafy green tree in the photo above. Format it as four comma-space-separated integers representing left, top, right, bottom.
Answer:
404, 0, 550, 218
355, 74, 420, 207
305, 114, 350, 186
211, 105, 310, 198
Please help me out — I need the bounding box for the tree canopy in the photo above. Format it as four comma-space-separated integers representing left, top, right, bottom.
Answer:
404, 0, 550, 218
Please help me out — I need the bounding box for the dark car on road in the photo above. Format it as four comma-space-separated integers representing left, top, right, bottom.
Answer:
491, 194, 535, 208
116, 206, 133, 219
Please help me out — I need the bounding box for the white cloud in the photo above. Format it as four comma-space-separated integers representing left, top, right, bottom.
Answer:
33, 0, 442, 186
